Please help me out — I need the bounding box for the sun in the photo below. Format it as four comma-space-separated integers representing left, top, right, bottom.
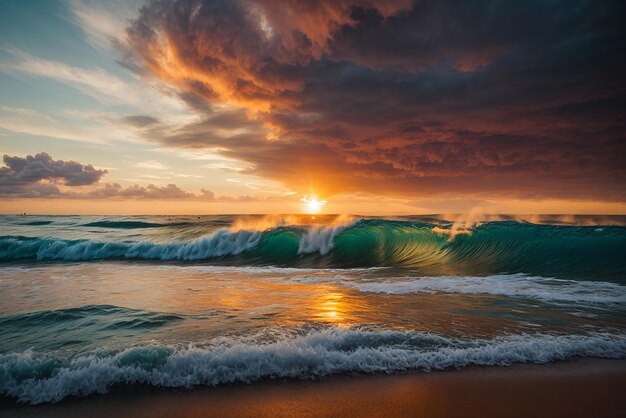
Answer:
301, 195, 327, 213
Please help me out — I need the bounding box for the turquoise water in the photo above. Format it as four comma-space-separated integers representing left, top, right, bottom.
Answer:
0, 215, 625, 404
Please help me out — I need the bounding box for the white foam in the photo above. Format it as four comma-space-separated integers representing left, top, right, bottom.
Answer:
298, 221, 355, 255
1, 329, 625, 404
0, 230, 264, 261
2, 220, 358, 261
344, 274, 626, 304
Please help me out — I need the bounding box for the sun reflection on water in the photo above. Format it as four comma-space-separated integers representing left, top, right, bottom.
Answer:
313, 289, 349, 326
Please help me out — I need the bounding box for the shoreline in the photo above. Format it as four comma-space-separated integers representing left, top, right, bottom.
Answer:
2, 358, 625, 418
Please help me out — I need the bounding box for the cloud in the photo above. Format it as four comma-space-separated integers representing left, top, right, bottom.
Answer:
135, 160, 170, 170
6, 53, 140, 106
0, 106, 110, 144
0, 152, 107, 187
0, 152, 218, 200
78, 182, 197, 199
0, 49, 191, 121
0, 153, 280, 202
122, 115, 160, 127
121, 0, 410, 114
66, 0, 142, 49
118, 0, 626, 202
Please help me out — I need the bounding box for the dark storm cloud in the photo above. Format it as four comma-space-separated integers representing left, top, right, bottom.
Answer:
122, 0, 626, 201
0, 153, 107, 187
0, 153, 222, 200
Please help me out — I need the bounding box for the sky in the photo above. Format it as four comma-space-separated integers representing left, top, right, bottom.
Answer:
0, 0, 625, 215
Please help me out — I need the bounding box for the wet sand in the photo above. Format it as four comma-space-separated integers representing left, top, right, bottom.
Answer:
2, 358, 625, 418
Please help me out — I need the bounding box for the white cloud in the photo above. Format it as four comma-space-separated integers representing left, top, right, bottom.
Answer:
0, 47, 199, 144
65, 0, 142, 49
150, 147, 242, 163
174, 173, 204, 178
6, 53, 179, 112
135, 160, 170, 170
0, 47, 197, 127
0, 106, 106, 144
137, 174, 169, 179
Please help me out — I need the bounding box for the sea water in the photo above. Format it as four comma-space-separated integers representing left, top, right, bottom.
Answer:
1, 214, 625, 403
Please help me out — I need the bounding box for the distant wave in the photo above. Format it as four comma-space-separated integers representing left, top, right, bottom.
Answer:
17, 221, 53, 226
0, 305, 183, 331
341, 274, 626, 304
1, 328, 624, 404
82, 221, 193, 229
1, 220, 625, 280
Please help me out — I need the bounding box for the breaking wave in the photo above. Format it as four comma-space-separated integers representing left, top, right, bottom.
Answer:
1, 328, 624, 404
82, 221, 193, 229
1, 220, 625, 280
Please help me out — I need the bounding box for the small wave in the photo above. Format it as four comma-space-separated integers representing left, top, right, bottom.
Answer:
17, 221, 53, 226
82, 221, 191, 229
1, 328, 624, 404
0, 305, 184, 331
344, 274, 626, 304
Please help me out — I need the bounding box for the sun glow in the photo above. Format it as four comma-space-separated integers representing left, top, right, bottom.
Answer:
301, 195, 327, 213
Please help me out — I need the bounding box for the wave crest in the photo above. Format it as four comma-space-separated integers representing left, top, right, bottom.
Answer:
298, 218, 356, 255
1, 328, 625, 404
0, 230, 262, 261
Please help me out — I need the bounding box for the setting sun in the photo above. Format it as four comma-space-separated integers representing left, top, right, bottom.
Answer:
301, 195, 327, 213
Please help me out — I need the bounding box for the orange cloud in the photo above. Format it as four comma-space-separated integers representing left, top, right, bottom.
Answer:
118, 0, 626, 206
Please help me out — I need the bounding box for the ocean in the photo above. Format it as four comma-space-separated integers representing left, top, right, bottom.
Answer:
1, 214, 625, 404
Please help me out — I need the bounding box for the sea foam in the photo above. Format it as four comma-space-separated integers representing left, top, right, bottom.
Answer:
1, 328, 625, 404
0, 230, 263, 261
343, 274, 626, 304
298, 220, 355, 255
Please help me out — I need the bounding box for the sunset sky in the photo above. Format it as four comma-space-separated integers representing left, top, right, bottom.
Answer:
1, 0, 625, 215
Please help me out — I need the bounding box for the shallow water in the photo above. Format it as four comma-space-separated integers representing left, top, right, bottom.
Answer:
0, 215, 625, 404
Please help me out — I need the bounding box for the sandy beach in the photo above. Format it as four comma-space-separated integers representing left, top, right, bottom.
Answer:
2, 358, 625, 418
